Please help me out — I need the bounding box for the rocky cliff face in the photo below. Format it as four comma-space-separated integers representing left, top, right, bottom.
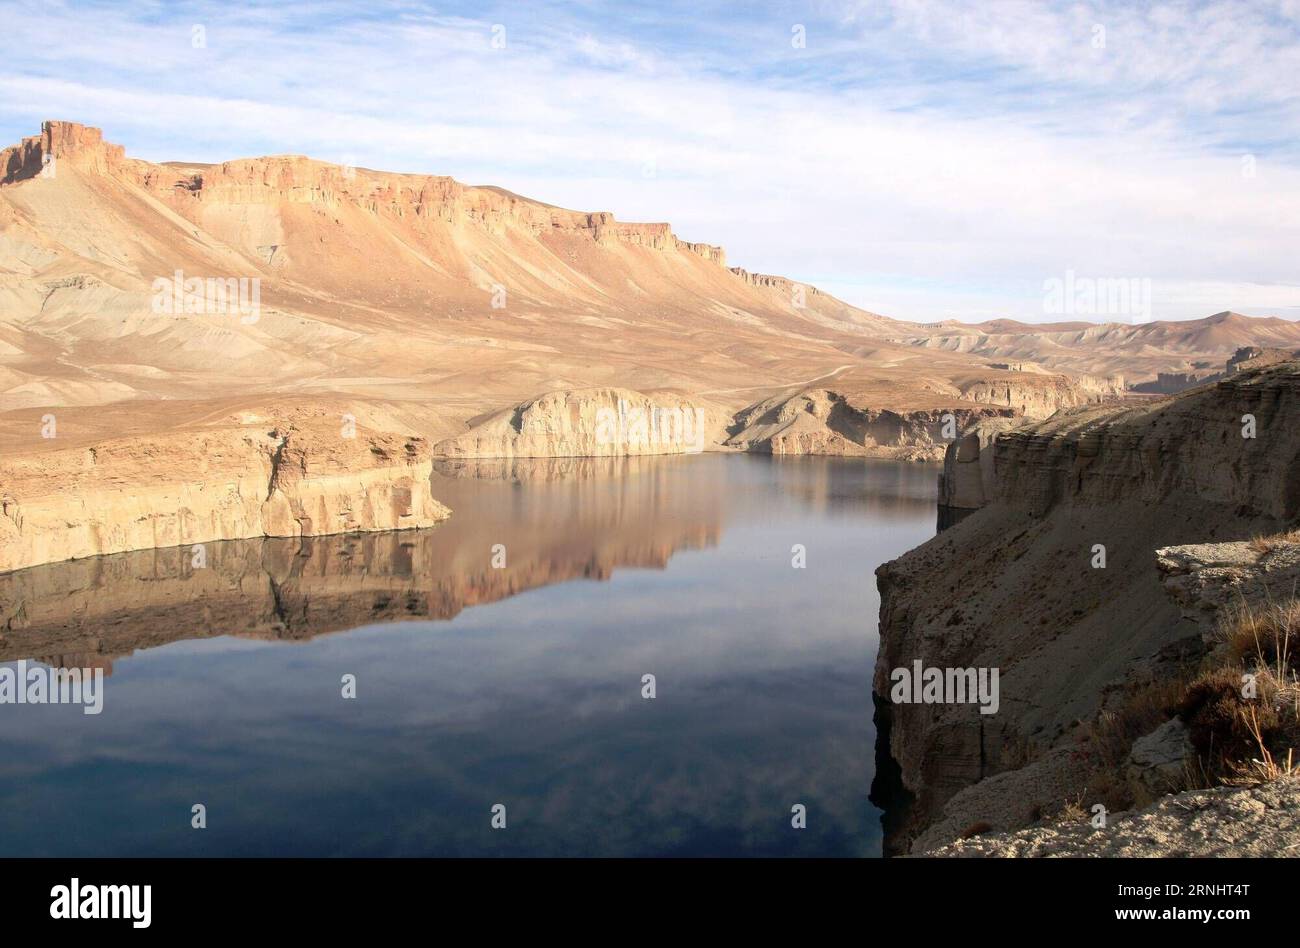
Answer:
955, 372, 1124, 417
8, 120, 728, 267
724, 388, 1015, 461
433, 388, 722, 459
936, 416, 1026, 525
1227, 345, 1300, 375
720, 367, 1116, 462
0, 121, 126, 182
0, 417, 448, 573
875, 361, 1300, 853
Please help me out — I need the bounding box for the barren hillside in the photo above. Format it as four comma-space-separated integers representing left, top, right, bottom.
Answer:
0, 120, 1294, 570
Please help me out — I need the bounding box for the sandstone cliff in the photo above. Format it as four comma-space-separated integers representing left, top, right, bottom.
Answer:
432, 388, 722, 459
954, 371, 1124, 417
0, 414, 448, 573
724, 389, 1015, 462
720, 365, 1120, 462
875, 361, 1300, 854
1, 121, 126, 182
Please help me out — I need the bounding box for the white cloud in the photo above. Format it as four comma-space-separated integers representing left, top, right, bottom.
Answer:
1, 0, 1297, 322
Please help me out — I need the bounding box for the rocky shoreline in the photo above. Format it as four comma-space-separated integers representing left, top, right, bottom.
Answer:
874, 361, 1300, 856
2, 376, 1118, 573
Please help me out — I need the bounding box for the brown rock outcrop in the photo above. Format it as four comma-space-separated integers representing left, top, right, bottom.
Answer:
936, 415, 1025, 525
120, 144, 728, 264
0, 120, 126, 183
725, 389, 1015, 461
874, 361, 1300, 853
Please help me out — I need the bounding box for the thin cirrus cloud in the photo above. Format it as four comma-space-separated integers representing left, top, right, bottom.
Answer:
0, 0, 1297, 322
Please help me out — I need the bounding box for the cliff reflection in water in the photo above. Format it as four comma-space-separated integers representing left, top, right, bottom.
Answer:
0, 454, 938, 857
0, 455, 726, 666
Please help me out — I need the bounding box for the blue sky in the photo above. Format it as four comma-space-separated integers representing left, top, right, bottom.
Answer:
1, 0, 1298, 321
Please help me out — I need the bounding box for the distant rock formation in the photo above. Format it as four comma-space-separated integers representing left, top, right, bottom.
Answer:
897, 311, 1300, 391
1227, 344, 1300, 375
433, 388, 721, 459
724, 389, 1014, 462
1, 120, 125, 183
954, 371, 1124, 417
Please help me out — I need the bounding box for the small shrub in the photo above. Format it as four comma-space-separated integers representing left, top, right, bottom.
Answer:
1179, 598, 1300, 784
1221, 598, 1299, 673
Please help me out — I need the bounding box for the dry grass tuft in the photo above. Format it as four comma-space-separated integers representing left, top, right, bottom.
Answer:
1247, 528, 1300, 555
1221, 598, 1300, 673
1180, 597, 1300, 784
1056, 594, 1300, 820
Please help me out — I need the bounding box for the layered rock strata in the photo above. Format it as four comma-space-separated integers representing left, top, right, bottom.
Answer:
433, 388, 721, 459
724, 389, 1016, 462
0, 419, 448, 573
875, 362, 1300, 853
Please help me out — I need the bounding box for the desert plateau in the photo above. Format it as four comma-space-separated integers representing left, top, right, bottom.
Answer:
5, 121, 1296, 569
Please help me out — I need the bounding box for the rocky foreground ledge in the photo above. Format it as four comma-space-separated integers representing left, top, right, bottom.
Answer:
927, 778, 1300, 857
875, 361, 1300, 856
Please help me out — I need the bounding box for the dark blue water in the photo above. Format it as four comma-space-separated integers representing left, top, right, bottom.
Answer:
0, 454, 935, 856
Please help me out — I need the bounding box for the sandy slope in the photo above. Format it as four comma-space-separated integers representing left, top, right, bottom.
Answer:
1, 121, 1123, 450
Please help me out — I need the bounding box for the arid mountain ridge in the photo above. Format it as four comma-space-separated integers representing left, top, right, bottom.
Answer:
2, 120, 1299, 570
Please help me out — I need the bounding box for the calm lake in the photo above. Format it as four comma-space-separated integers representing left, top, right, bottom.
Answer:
0, 454, 936, 856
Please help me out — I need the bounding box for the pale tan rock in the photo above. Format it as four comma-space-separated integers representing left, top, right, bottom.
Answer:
1127, 719, 1195, 798
432, 388, 721, 459
0, 417, 448, 573
937, 415, 1025, 514
724, 389, 1015, 461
